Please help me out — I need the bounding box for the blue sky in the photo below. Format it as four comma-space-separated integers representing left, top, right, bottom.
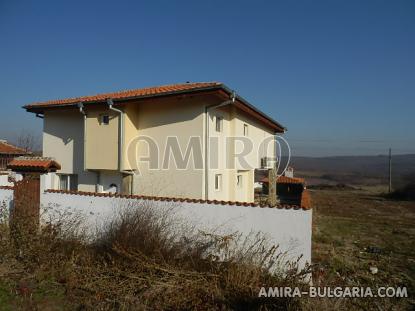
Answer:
0, 0, 414, 156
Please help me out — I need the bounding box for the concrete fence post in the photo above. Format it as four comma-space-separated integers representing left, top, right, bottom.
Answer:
7, 157, 61, 242
268, 169, 277, 206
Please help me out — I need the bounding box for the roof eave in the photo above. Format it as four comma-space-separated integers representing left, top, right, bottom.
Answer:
23, 85, 225, 113
23, 83, 286, 133
219, 84, 286, 133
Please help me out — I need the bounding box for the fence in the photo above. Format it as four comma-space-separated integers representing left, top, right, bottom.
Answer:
0, 187, 312, 269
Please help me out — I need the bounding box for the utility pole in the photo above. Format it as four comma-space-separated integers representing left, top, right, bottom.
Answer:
389, 148, 392, 193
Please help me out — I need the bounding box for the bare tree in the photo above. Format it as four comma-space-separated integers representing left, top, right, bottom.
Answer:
15, 130, 42, 155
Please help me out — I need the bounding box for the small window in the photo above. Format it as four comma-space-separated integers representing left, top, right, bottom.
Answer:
59, 174, 78, 191
243, 124, 248, 136
215, 116, 223, 132
101, 115, 110, 125
215, 174, 222, 191
237, 175, 243, 188
59, 174, 68, 191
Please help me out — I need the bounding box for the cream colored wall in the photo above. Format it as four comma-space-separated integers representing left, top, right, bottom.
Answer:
127, 97, 209, 199
85, 109, 119, 170
123, 105, 140, 171
42, 98, 277, 202
43, 110, 97, 192
207, 106, 276, 203
207, 106, 231, 201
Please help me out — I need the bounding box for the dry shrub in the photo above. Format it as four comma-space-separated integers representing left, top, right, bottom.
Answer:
1, 201, 310, 310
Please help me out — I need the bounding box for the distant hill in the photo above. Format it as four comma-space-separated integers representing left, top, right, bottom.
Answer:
284, 154, 415, 186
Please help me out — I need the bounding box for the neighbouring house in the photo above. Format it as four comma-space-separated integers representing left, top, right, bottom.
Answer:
24, 82, 286, 203
0, 140, 29, 171
0, 140, 29, 187
255, 166, 310, 208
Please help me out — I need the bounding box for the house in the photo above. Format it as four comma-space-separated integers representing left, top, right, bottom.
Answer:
0, 140, 29, 171
24, 82, 286, 202
255, 166, 309, 207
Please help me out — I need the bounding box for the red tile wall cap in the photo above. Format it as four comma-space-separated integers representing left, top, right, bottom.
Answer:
0, 185, 14, 190
7, 156, 61, 172
42, 189, 311, 210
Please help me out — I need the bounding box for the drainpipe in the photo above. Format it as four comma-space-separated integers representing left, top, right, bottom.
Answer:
107, 99, 135, 194
107, 98, 124, 171
78, 102, 87, 171
204, 91, 236, 200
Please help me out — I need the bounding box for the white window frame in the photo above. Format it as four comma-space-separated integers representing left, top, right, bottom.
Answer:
243, 123, 249, 136
59, 174, 69, 190
237, 174, 243, 188
214, 174, 222, 191
58, 174, 78, 191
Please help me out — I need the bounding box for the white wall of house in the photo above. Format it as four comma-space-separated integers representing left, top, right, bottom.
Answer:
99, 170, 123, 193
43, 110, 98, 192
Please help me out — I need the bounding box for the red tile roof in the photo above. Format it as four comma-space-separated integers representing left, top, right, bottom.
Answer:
23, 82, 285, 133
0, 141, 28, 155
25, 82, 221, 108
7, 157, 61, 172
260, 175, 305, 184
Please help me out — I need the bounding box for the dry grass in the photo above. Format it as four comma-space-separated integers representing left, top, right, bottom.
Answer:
0, 201, 308, 310
2, 188, 411, 310
307, 188, 415, 310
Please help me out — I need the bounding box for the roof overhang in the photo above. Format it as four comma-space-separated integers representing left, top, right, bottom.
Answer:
23, 83, 286, 133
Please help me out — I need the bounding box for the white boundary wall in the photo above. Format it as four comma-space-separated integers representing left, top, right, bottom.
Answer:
0, 187, 13, 222
41, 191, 312, 268
0, 188, 312, 269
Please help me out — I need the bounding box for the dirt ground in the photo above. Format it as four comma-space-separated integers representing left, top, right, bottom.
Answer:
311, 187, 414, 309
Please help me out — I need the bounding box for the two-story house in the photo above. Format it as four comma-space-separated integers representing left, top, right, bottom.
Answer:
24, 82, 285, 203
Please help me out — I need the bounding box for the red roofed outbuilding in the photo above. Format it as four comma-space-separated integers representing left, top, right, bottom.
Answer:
0, 140, 30, 170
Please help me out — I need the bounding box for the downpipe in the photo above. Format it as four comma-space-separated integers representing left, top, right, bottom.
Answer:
107, 98, 124, 172
78, 102, 87, 172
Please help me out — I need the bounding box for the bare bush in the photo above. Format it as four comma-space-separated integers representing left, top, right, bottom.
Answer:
0, 201, 309, 310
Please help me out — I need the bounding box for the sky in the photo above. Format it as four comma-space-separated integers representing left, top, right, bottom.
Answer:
0, 0, 414, 157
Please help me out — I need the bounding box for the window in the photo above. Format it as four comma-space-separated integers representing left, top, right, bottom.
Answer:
215, 174, 222, 191
101, 115, 110, 125
237, 175, 243, 188
59, 175, 68, 190
59, 174, 78, 191
215, 116, 223, 132
243, 123, 248, 136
